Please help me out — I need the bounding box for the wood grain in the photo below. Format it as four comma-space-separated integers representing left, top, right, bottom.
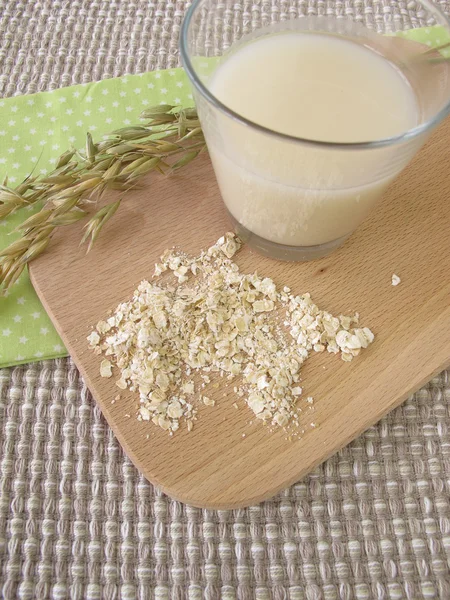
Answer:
30, 117, 450, 509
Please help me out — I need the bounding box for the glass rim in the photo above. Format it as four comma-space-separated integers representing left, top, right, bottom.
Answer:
180, 0, 450, 150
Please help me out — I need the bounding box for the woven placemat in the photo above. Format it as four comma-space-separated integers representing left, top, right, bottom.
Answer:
1, 1, 450, 598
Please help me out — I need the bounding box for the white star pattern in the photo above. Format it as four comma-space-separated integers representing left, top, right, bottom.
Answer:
8, 176, 16, 183
10, 106, 18, 112
0, 66, 228, 365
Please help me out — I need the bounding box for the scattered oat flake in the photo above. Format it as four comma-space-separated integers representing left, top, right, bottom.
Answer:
182, 381, 195, 395
87, 331, 100, 347
202, 396, 215, 407
100, 359, 112, 378
392, 274, 401, 286
88, 233, 374, 434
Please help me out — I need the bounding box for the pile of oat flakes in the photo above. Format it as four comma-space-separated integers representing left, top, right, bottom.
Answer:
88, 233, 374, 434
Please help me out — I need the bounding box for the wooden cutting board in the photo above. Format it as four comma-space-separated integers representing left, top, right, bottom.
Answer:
30, 117, 450, 509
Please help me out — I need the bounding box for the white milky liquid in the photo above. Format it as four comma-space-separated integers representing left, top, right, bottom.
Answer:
208, 32, 419, 247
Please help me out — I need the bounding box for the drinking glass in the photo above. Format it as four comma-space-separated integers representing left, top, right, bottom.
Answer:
180, 0, 450, 261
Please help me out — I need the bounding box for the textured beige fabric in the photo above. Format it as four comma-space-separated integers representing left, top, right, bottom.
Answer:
0, 1, 450, 598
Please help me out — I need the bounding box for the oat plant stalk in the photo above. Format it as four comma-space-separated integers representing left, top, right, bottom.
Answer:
0, 105, 206, 294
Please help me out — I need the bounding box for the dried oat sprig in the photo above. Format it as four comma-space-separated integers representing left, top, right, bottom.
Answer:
0, 105, 206, 293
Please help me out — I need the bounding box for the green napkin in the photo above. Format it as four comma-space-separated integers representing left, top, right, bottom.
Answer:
0, 68, 193, 367
0, 26, 448, 368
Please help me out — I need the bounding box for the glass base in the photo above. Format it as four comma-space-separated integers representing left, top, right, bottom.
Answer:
229, 213, 350, 261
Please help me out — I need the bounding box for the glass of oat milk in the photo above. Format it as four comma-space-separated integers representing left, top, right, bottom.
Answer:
181, 0, 450, 260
